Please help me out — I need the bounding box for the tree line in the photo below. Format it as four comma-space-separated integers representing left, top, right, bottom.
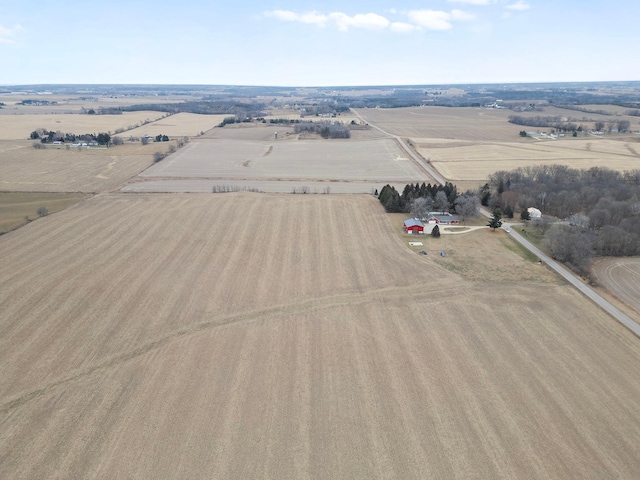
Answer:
509, 115, 632, 133
293, 121, 350, 139
120, 100, 267, 117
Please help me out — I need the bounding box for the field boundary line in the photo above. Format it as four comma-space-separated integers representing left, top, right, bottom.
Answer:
0, 281, 464, 413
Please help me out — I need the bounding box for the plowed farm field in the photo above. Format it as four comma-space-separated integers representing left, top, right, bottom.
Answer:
118, 112, 228, 138
0, 111, 164, 140
593, 257, 640, 315
126, 137, 427, 193
2, 193, 640, 479
0, 141, 155, 192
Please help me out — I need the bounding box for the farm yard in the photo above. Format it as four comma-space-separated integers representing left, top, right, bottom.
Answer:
2, 193, 640, 479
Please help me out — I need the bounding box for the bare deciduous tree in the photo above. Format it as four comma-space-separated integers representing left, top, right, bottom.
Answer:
454, 194, 480, 223
410, 197, 433, 220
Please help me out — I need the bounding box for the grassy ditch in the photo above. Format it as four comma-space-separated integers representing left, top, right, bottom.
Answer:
0, 192, 87, 234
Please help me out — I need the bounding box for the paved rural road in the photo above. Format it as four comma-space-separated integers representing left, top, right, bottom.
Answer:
350, 109, 447, 185
502, 220, 640, 338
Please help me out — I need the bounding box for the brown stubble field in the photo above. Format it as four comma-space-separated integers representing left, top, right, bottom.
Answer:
0, 111, 165, 140
592, 257, 640, 317
125, 134, 429, 193
118, 112, 228, 138
2, 193, 640, 479
0, 141, 157, 192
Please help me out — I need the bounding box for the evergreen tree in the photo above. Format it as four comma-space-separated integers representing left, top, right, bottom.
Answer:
488, 209, 503, 230
431, 224, 440, 238
504, 204, 514, 218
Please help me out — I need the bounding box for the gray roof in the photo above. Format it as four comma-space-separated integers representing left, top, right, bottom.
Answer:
404, 218, 424, 228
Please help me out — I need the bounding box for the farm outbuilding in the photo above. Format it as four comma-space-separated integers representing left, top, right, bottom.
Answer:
528, 207, 542, 218
403, 218, 424, 234
423, 212, 460, 225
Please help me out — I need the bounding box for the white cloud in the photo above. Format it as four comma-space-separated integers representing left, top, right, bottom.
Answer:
265, 8, 474, 33
266, 10, 391, 31
390, 22, 418, 33
407, 10, 453, 30
329, 12, 390, 31
407, 9, 473, 30
0, 24, 25, 45
506, 1, 531, 11
264, 10, 328, 27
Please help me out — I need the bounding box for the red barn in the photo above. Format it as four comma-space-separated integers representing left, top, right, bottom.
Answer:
403, 218, 424, 234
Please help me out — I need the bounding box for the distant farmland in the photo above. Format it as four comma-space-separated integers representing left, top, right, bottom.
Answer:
355, 106, 640, 188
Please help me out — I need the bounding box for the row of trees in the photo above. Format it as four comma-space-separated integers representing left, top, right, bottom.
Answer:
509, 115, 633, 133
378, 182, 456, 213
81, 107, 123, 115
293, 121, 350, 139
378, 182, 480, 221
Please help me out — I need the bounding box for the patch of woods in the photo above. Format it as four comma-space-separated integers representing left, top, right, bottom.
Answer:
485, 165, 640, 276
294, 121, 350, 139
508, 115, 632, 133
377, 182, 481, 222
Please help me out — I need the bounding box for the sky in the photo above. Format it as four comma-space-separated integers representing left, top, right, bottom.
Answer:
1, 0, 639, 86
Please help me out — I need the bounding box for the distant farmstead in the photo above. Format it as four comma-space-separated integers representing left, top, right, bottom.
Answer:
404, 218, 424, 234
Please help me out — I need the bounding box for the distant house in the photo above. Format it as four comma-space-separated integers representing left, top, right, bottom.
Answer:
527, 207, 542, 218
423, 212, 459, 225
403, 218, 424, 234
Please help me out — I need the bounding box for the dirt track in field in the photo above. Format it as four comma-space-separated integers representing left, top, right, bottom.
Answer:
2, 193, 640, 479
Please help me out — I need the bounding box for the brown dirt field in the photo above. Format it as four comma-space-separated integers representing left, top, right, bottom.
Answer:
355, 106, 527, 142
0, 140, 155, 192
139, 138, 422, 181
201, 122, 297, 141
0, 111, 165, 140
592, 257, 640, 317
422, 137, 640, 184
119, 113, 229, 138
2, 193, 640, 479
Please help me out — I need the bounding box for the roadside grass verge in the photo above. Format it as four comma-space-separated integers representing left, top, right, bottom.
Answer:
501, 235, 540, 262
0, 192, 87, 234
